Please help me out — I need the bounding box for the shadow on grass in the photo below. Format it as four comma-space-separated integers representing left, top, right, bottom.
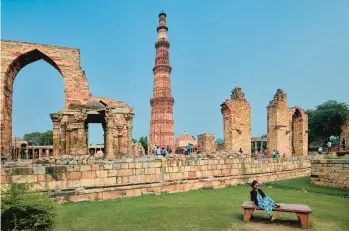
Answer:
234, 213, 302, 229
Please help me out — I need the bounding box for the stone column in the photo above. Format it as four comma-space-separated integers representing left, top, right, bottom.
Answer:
77, 123, 88, 155
61, 122, 67, 154
117, 124, 124, 158
52, 123, 60, 156
254, 141, 257, 152
50, 113, 63, 156
105, 119, 115, 160
125, 113, 135, 156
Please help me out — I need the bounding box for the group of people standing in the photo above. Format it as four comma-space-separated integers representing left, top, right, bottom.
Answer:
151, 146, 173, 157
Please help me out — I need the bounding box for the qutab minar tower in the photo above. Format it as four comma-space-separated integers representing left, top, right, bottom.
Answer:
149, 11, 175, 151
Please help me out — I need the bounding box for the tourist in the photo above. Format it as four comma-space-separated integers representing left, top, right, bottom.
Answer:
156, 146, 162, 156
161, 147, 168, 157
275, 150, 280, 159
327, 140, 332, 153
257, 151, 261, 161
197, 145, 202, 154
166, 146, 172, 154
239, 148, 243, 154
250, 180, 281, 222
318, 146, 323, 155
139, 148, 143, 157
186, 143, 191, 155
272, 150, 276, 159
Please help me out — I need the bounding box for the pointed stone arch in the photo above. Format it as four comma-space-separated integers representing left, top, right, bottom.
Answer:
0, 40, 90, 155
289, 106, 308, 156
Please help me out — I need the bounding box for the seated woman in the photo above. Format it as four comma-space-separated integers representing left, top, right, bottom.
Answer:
250, 180, 281, 222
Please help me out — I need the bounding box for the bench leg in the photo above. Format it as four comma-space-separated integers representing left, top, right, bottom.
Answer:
296, 213, 310, 229
243, 209, 254, 221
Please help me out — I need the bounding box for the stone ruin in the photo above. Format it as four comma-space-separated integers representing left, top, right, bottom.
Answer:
197, 133, 216, 153
0, 40, 134, 159
221, 87, 251, 156
218, 87, 308, 158
267, 89, 308, 157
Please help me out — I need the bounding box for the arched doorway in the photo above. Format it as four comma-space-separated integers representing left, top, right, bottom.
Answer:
291, 108, 306, 156
0, 40, 90, 156
2, 49, 63, 157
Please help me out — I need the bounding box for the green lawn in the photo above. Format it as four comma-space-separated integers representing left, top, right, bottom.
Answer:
55, 177, 349, 231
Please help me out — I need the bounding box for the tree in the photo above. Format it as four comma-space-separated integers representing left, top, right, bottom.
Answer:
132, 138, 137, 143
23, 130, 53, 145
215, 138, 224, 145
307, 100, 349, 146
261, 134, 267, 138
138, 136, 148, 154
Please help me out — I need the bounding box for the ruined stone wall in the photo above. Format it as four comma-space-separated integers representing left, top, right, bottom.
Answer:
267, 89, 290, 157
1, 157, 311, 203
340, 121, 349, 151
221, 87, 251, 155
311, 159, 349, 189
197, 133, 216, 153
289, 107, 308, 156
0, 40, 90, 156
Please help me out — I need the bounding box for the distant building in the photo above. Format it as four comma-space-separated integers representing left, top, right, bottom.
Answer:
176, 132, 197, 148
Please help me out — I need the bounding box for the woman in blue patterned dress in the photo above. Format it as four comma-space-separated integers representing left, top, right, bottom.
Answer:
250, 180, 281, 222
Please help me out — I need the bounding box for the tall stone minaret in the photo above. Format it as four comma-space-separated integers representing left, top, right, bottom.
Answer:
149, 11, 175, 152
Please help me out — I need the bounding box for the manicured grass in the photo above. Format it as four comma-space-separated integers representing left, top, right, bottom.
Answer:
55, 177, 349, 231
264, 176, 349, 198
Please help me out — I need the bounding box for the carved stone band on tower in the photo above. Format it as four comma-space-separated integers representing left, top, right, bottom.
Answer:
149, 12, 175, 152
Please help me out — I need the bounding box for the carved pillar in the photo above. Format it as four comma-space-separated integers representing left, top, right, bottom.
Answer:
117, 124, 124, 158
125, 113, 135, 156
105, 119, 115, 160
60, 122, 67, 154
50, 113, 63, 156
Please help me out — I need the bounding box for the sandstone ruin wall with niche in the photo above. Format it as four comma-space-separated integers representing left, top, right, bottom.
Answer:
1, 157, 311, 203
311, 159, 349, 189
221, 87, 251, 155
0, 40, 134, 159
267, 89, 308, 157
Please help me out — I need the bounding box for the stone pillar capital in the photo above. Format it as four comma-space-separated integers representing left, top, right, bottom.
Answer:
50, 113, 63, 123
116, 124, 124, 131
124, 113, 135, 121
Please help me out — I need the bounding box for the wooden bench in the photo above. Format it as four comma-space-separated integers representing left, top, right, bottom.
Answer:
242, 201, 312, 228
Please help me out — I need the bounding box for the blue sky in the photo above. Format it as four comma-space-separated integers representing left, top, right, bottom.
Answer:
2, 0, 349, 144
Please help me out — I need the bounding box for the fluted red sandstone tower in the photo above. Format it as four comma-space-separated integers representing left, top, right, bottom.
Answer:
149, 12, 175, 151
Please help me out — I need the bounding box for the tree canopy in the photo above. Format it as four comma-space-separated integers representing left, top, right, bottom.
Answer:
307, 100, 349, 146
23, 130, 53, 145
215, 138, 224, 145
138, 136, 148, 154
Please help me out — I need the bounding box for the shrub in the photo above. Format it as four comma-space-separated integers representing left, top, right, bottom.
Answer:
1, 182, 56, 231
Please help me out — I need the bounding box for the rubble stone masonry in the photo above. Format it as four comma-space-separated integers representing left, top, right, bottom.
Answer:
311, 159, 349, 189
197, 133, 216, 153
1, 157, 311, 203
221, 87, 251, 155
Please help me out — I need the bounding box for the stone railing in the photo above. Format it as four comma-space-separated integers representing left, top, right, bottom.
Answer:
311, 159, 349, 189
1, 156, 311, 203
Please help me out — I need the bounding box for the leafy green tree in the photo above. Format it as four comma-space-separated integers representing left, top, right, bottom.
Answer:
24, 130, 53, 145
215, 138, 224, 145
132, 138, 137, 143
138, 136, 148, 154
261, 134, 267, 138
307, 100, 349, 146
